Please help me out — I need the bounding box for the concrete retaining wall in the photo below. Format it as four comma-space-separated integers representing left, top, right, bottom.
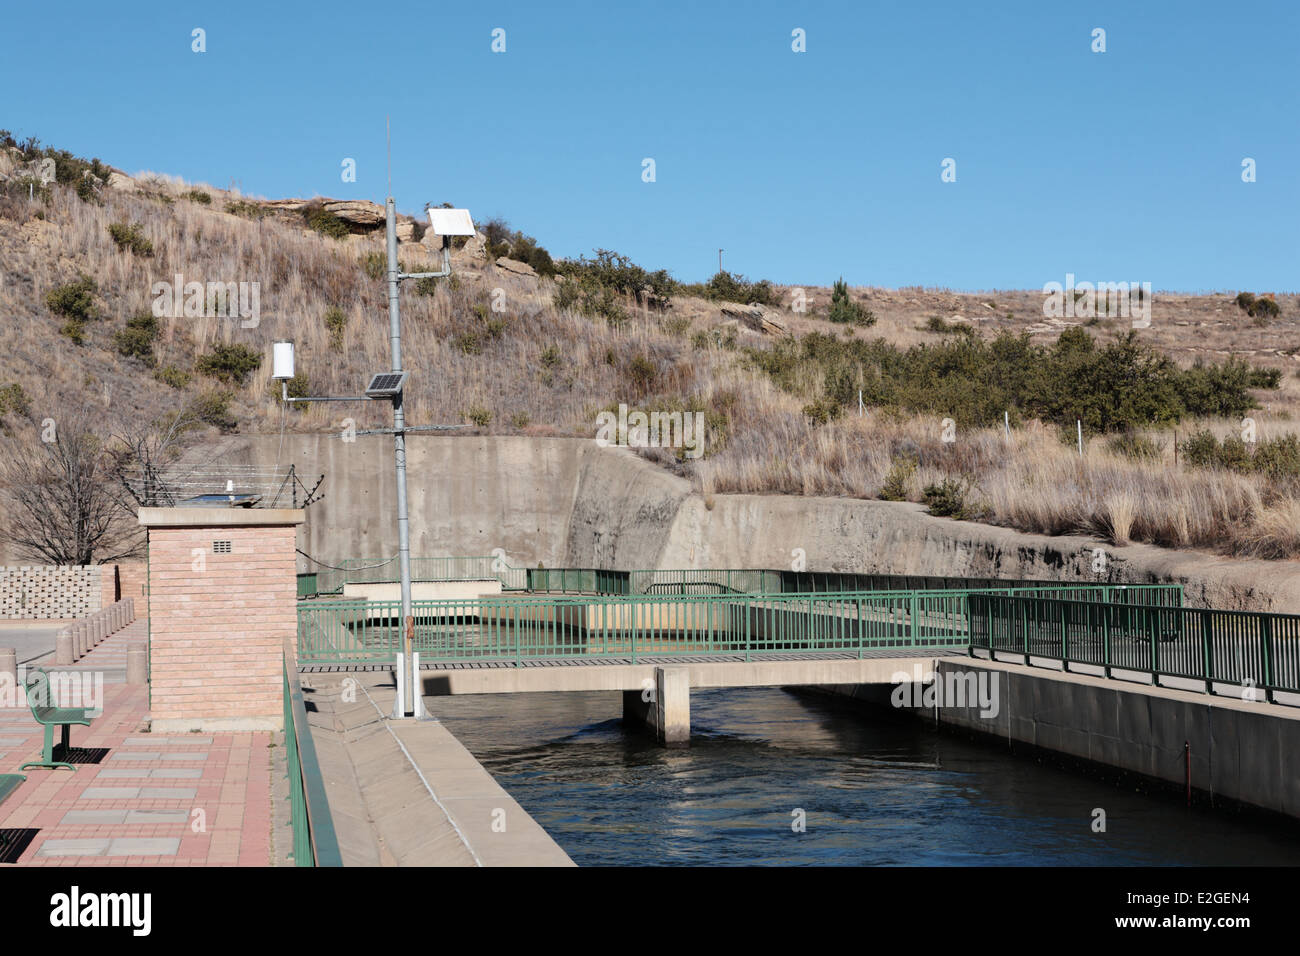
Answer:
192, 434, 1300, 612
821, 658, 1300, 820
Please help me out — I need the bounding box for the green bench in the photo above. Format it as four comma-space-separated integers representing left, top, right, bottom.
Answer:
21, 669, 94, 771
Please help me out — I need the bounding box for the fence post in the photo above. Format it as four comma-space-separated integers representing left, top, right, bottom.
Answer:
910, 592, 919, 649
1060, 602, 1069, 672
1201, 608, 1213, 694
1261, 616, 1275, 704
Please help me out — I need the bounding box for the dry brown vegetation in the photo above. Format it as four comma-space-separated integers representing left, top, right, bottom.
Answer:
1, 169, 1299, 561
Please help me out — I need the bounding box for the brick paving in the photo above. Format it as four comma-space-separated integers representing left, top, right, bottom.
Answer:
0, 623, 276, 867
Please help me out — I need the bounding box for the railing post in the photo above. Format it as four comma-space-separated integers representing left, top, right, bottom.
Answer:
1201, 608, 1212, 694
1059, 601, 1068, 672
1261, 616, 1275, 704
1102, 601, 1111, 679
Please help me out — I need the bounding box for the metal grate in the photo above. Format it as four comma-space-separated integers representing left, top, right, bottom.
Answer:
213, 540, 232, 554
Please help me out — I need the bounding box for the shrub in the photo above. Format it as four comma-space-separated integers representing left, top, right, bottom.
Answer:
628, 355, 658, 392
690, 330, 711, 351
509, 412, 532, 429
188, 390, 237, 431
0, 383, 30, 423
923, 476, 978, 519
196, 343, 262, 385
324, 307, 347, 351
556, 249, 676, 310
879, 455, 917, 501
361, 251, 403, 280
303, 201, 349, 239
107, 221, 153, 256
184, 188, 212, 204
749, 326, 1276, 433
46, 275, 98, 322
683, 270, 779, 307
154, 365, 192, 389
1236, 291, 1281, 319
285, 371, 312, 408
828, 278, 876, 326
453, 332, 482, 355
464, 405, 492, 427
112, 314, 160, 365
226, 200, 268, 220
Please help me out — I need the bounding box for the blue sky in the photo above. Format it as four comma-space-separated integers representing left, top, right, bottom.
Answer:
3, 0, 1296, 290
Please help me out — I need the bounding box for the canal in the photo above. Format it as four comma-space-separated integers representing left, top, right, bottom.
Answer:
426, 686, 1300, 866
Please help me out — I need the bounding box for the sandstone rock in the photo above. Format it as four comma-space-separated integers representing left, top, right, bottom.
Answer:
494, 257, 538, 278
719, 302, 789, 336
324, 199, 384, 226
395, 220, 415, 242
107, 170, 138, 192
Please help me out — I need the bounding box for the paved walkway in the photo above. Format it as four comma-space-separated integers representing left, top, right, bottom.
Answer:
0, 624, 276, 866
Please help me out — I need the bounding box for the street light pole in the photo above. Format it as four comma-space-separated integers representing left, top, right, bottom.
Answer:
386, 195, 418, 718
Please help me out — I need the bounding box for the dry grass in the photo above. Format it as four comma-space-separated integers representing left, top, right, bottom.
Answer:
2, 177, 1300, 560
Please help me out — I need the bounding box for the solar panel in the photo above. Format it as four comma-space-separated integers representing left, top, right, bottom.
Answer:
365, 372, 408, 397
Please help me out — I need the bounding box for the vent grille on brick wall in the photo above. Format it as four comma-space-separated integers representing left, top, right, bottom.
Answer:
213, 541, 232, 554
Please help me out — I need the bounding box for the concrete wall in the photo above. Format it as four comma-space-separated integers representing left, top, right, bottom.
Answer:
192, 434, 1300, 612
822, 658, 1300, 820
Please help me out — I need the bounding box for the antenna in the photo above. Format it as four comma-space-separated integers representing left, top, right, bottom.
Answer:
386, 115, 392, 199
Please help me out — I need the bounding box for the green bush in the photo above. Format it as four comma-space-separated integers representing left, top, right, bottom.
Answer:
556, 249, 675, 310
154, 365, 192, 389
0, 383, 30, 424
879, 455, 917, 500
226, 200, 268, 220
828, 278, 875, 326
1182, 429, 1300, 478
184, 188, 212, 204
748, 327, 1277, 433
196, 343, 262, 385
113, 314, 160, 365
303, 201, 349, 239
628, 355, 658, 392
361, 251, 403, 280
1236, 291, 1281, 319
188, 390, 237, 431
46, 275, 99, 322
923, 476, 978, 519
682, 270, 778, 307
107, 221, 153, 256
324, 307, 347, 351
465, 406, 492, 427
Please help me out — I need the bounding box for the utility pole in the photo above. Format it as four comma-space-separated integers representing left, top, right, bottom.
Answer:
385, 196, 418, 718
718, 249, 724, 274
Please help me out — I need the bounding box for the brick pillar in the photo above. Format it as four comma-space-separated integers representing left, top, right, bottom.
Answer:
139, 507, 304, 733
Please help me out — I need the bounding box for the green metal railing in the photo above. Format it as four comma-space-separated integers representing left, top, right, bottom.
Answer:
969, 593, 1300, 702
297, 584, 1182, 665
282, 652, 343, 866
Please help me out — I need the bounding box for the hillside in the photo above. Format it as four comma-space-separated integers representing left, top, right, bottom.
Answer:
1, 137, 1299, 562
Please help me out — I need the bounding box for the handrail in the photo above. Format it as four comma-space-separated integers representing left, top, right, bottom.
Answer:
283, 645, 343, 866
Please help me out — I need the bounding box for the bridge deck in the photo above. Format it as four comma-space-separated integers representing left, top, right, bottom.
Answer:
299, 645, 959, 673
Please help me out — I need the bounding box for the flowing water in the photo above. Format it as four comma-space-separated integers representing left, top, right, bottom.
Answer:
426, 687, 1300, 866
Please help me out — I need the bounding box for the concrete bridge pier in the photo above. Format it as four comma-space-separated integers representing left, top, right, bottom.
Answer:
623, 666, 690, 747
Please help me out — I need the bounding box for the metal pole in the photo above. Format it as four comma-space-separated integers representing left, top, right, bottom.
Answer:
386, 196, 416, 717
